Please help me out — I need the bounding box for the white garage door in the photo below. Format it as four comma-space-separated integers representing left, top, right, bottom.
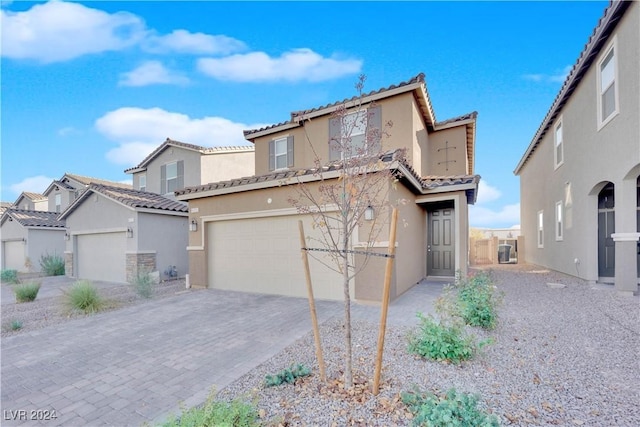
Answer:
76, 232, 126, 283
207, 215, 344, 300
3, 240, 26, 272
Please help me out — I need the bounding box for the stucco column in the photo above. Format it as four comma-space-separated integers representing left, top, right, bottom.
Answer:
611, 233, 639, 296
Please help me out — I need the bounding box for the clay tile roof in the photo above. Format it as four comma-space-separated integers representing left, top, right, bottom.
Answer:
243, 73, 429, 138
50, 180, 75, 191
65, 173, 132, 189
89, 184, 188, 212
435, 111, 478, 127
422, 175, 480, 188
20, 192, 47, 201
3, 208, 66, 228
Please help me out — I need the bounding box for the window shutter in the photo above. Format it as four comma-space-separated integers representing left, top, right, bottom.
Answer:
269, 140, 275, 171
329, 117, 341, 161
177, 160, 184, 190
367, 106, 382, 154
287, 136, 294, 168
160, 164, 166, 194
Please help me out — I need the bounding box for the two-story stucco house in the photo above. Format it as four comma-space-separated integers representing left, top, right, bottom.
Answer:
515, 1, 639, 295
125, 138, 255, 197
42, 172, 133, 213
12, 192, 47, 212
176, 74, 480, 302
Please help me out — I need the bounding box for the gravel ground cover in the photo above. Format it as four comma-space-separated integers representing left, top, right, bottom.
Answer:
1, 278, 187, 337
216, 266, 639, 426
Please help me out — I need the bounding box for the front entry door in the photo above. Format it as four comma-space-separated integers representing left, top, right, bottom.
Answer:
598, 183, 615, 278
428, 208, 455, 276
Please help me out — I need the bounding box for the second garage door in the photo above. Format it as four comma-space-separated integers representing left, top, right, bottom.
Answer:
3, 240, 26, 272
76, 232, 126, 283
207, 215, 344, 300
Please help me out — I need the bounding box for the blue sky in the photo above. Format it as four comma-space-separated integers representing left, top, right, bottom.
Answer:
1, 0, 608, 228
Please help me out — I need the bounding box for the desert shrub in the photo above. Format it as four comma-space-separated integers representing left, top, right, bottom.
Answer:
264, 363, 311, 387
67, 280, 103, 313
14, 282, 40, 302
407, 313, 475, 363
402, 386, 500, 427
455, 271, 501, 330
11, 320, 23, 331
132, 268, 154, 299
39, 253, 65, 276
160, 391, 259, 427
1, 269, 19, 284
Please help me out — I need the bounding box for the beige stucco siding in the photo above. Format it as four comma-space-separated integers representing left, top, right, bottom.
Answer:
519, 2, 640, 282
0, 220, 65, 272
427, 127, 469, 176
133, 146, 202, 194
200, 151, 255, 184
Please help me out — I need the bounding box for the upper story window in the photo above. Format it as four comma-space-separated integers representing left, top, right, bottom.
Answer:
329, 106, 381, 161
139, 174, 146, 192
161, 161, 184, 194
537, 210, 544, 248
269, 136, 293, 171
554, 118, 563, 169
597, 37, 618, 129
55, 194, 62, 213
555, 201, 563, 241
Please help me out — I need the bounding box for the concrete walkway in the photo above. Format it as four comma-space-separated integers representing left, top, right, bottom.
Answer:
1, 279, 446, 426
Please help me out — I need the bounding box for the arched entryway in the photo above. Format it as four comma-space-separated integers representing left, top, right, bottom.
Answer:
598, 182, 615, 279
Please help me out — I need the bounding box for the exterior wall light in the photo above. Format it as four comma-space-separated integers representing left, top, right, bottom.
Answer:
364, 205, 374, 221
189, 219, 198, 232
126, 227, 133, 238
64, 231, 70, 241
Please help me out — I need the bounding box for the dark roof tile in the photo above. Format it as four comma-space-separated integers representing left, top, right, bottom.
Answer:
3, 208, 65, 228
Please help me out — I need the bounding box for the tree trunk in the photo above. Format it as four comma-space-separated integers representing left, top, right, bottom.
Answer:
342, 243, 353, 388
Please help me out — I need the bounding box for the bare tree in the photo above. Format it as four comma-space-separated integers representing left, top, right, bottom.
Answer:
288, 75, 404, 388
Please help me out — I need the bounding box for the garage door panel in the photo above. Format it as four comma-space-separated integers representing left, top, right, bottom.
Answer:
208, 215, 343, 300
4, 241, 26, 271
77, 232, 126, 283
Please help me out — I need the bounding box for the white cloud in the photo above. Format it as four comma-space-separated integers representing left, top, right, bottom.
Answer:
476, 181, 501, 204
58, 126, 82, 137
1, 1, 145, 63
523, 65, 572, 84
119, 61, 190, 87
9, 175, 55, 196
469, 203, 521, 228
95, 107, 265, 165
197, 48, 362, 82
143, 29, 246, 55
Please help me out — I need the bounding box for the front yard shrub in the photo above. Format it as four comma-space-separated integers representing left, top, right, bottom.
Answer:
1, 269, 19, 284
10, 320, 23, 331
67, 280, 103, 313
408, 313, 475, 363
264, 363, 311, 387
39, 253, 65, 276
456, 271, 501, 330
402, 386, 500, 427
132, 268, 154, 299
160, 391, 259, 427
14, 282, 40, 302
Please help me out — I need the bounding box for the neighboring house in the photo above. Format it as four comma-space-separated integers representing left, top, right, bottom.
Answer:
59, 184, 188, 283
514, 1, 639, 294
0, 208, 66, 272
0, 202, 12, 215
42, 172, 133, 213
13, 192, 48, 211
176, 73, 480, 302
125, 138, 255, 197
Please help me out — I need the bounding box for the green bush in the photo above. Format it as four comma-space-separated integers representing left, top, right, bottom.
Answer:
456, 271, 501, 330
160, 391, 259, 427
402, 387, 500, 427
132, 268, 154, 299
39, 253, 65, 276
407, 313, 475, 363
1, 269, 19, 284
11, 320, 23, 331
14, 282, 40, 302
67, 280, 103, 313
264, 363, 311, 387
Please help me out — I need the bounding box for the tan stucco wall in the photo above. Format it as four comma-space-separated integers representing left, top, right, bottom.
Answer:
138, 211, 188, 278
200, 150, 255, 184
427, 127, 469, 176
132, 146, 202, 194
519, 2, 639, 283
1, 220, 66, 272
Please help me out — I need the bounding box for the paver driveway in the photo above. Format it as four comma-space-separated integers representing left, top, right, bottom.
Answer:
1, 280, 445, 426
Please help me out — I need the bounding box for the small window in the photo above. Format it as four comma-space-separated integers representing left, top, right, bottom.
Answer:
55, 194, 62, 213
554, 119, 563, 168
597, 37, 618, 128
269, 136, 294, 171
555, 201, 563, 241
342, 110, 367, 158
139, 174, 146, 192
166, 162, 178, 193
161, 161, 183, 194
537, 210, 544, 248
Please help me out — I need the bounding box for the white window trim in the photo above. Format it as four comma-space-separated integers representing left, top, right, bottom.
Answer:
55, 193, 62, 213
597, 35, 619, 130
139, 174, 146, 191
273, 137, 289, 171
341, 109, 368, 159
555, 201, 563, 241
537, 210, 544, 248
166, 162, 178, 194
554, 117, 564, 169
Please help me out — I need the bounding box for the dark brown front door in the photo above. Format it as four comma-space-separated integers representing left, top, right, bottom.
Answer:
428, 208, 455, 276
598, 183, 615, 278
